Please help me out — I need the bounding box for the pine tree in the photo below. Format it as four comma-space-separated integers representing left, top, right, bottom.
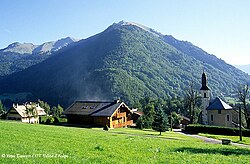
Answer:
152, 108, 169, 135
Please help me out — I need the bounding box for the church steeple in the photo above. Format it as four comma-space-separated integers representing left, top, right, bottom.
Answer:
200, 71, 210, 125
200, 72, 210, 90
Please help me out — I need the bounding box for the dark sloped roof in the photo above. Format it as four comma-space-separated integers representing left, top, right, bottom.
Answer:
91, 103, 121, 116
206, 97, 232, 110
63, 100, 128, 117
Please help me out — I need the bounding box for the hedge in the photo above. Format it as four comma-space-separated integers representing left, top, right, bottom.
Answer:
183, 124, 250, 137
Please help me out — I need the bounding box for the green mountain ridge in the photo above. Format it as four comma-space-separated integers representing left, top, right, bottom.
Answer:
0, 22, 249, 107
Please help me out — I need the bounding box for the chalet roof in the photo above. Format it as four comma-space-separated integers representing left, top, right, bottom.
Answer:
206, 97, 232, 110
13, 104, 27, 117
133, 111, 144, 116
181, 115, 190, 122
63, 100, 131, 117
8, 103, 46, 117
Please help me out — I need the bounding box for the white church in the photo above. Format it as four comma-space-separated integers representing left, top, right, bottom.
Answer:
200, 72, 238, 128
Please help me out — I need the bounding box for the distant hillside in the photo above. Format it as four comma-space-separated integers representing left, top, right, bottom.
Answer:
0, 37, 78, 76
0, 21, 249, 107
235, 65, 250, 75
162, 35, 249, 94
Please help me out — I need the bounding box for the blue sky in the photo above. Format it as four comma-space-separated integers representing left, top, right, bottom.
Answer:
1, 0, 250, 65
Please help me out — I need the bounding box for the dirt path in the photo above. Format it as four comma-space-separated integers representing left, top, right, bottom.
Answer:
107, 129, 250, 148
174, 129, 250, 149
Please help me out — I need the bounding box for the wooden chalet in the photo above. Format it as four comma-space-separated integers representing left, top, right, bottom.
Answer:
63, 100, 133, 128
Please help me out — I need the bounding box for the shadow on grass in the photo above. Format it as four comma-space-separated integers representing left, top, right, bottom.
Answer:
142, 129, 156, 132
41, 122, 99, 129
174, 147, 250, 156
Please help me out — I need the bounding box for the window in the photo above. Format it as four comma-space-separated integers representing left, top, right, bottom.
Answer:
218, 110, 221, 114
211, 114, 213, 121
204, 93, 207, 98
227, 115, 230, 121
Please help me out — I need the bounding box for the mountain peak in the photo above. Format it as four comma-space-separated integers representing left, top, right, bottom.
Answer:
6, 42, 21, 48
1, 37, 79, 56
57, 37, 79, 43
3, 42, 35, 54
110, 20, 163, 37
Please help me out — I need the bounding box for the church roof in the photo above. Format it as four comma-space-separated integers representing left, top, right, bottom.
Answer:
206, 97, 232, 110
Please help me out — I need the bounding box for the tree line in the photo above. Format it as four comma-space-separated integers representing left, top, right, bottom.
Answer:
1, 83, 249, 131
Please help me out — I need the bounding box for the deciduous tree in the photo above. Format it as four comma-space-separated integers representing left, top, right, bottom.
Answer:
25, 104, 38, 123
38, 100, 50, 115
238, 83, 250, 128
51, 104, 63, 118
185, 82, 200, 124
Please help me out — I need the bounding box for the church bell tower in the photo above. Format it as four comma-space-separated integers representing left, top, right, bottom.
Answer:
200, 72, 210, 125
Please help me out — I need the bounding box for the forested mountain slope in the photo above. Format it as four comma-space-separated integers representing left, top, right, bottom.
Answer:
0, 22, 249, 106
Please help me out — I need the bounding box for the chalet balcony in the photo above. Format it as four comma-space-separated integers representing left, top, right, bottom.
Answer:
116, 112, 126, 118
112, 120, 133, 128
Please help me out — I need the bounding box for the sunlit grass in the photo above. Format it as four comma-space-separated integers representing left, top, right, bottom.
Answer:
0, 120, 249, 163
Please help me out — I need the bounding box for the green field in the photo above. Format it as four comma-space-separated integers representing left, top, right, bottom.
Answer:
0, 121, 250, 163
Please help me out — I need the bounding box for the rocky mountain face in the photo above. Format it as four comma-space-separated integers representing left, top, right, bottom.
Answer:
2, 37, 78, 55
0, 21, 249, 107
0, 37, 78, 76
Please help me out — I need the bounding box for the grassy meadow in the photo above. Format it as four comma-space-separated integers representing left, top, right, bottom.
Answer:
0, 121, 250, 163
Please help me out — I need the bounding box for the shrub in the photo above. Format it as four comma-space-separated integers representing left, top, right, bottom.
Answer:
45, 116, 54, 124
94, 145, 104, 151
53, 117, 59, 123
103, 125, 109, 131
183, 124, 250, 137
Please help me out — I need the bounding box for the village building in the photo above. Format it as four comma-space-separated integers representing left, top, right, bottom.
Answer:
207, 97, 234, 127
200, 72, 237, 127
131, 108, 144, 124
6, 102, 46, 123
180, 115, 190, 128
63, 100, 134, 128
